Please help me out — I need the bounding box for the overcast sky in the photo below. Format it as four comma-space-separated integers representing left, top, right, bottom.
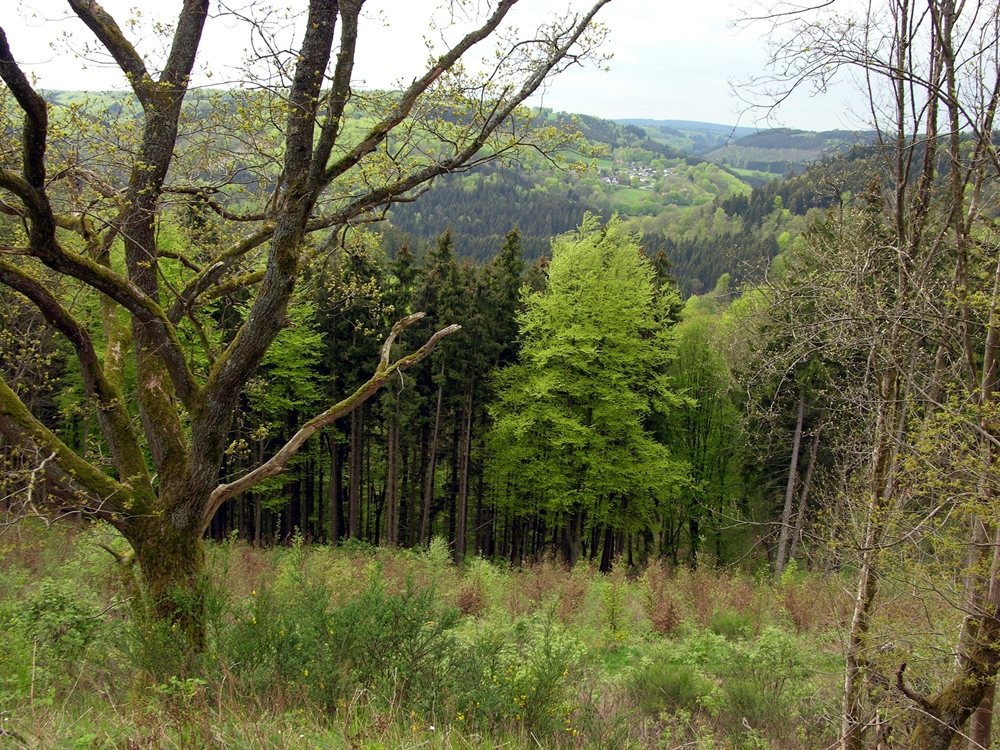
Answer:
2, 0, 862, 131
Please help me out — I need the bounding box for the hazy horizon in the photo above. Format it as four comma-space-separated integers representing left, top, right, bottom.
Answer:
2, 1, 865, 132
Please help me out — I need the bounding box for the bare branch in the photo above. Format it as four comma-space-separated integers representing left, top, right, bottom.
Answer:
164, 188, 268, 222
0, 258, 155, 501
896, 663, 936, 713
167, 225, 274, 324
199, 315, 460, 532
321, 0, 523, 186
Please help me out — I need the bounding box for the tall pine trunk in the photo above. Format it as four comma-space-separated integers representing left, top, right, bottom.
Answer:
420, 359, 445, 546
455, 386, 473, 561
254, 424, 264, 545
386, 401, 400, 546
349, 406, 362, 538
329, 427, 340, 546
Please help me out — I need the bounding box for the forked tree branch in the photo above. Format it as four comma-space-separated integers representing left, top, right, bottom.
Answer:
308, 0, 362, 189
321, 0, 519, 188
199, 313, 460, 533
896, 663, 936, 713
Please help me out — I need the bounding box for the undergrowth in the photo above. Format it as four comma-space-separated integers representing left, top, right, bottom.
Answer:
0, 522, 845, 749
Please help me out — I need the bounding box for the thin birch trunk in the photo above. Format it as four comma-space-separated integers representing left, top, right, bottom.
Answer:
775, 392, 805, 580
789, 411, 823, 563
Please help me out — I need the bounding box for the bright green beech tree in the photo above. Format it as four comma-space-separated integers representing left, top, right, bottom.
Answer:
487, 216, 688, 568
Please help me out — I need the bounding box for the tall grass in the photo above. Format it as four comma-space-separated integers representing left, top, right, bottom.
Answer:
0, 521, 846, 749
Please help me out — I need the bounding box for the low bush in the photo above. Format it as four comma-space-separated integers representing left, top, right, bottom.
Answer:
710, 608, 751, 640
630, 661, 709, 714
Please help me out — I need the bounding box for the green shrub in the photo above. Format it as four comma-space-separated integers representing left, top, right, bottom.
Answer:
600, 572, 629, 642
12, 578, 104, 665
329, 569, 460, 711
708, 626, 813, 736
3, 576, 109, 698
710, 609, 750, 640
450, 608, 583, 734
630, 662, 709, 714
0, 601, 33, 702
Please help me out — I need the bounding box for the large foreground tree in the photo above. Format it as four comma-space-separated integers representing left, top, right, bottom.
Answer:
0, 0, 611, 649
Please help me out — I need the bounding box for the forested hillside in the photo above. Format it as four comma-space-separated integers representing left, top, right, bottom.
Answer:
704, 128, 867, 175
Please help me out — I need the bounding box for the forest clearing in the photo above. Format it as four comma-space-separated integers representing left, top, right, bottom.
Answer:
3, 522, 852, 749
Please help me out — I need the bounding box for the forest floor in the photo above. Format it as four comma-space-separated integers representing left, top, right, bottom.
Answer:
0, 522, 854, 749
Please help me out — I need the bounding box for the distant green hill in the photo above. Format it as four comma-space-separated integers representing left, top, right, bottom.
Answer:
614, 119, 756, 155
380, 109, 755, 262
616, 118, 756, 135
705, 129, 870, 175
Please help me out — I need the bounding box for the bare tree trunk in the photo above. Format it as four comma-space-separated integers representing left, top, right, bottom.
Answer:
775, 392, 805, 580
386, 402, 399, 546
789, 410, 823, 563
254, 423, 264, 545
969, 682, 995, 750
455, 386, 472, 561
843, 376, 900, 750
329, 427, 339, 546
599, 525, 614, 573
420, 359, 445, 546
564, 510, 583, 567
408, 436, 420, 547
349, 406, 362, 538
236, 414, 244, 539
316, 452, 323, 540
842, 522, 880, 750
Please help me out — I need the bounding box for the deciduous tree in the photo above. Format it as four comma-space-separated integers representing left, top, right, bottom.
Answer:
487, 215, 687, 569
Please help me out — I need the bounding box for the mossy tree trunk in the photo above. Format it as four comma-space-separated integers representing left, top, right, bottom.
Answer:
125, 514, 209, 652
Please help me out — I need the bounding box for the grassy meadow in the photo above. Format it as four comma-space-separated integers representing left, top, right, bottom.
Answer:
0, 523, 851, 749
